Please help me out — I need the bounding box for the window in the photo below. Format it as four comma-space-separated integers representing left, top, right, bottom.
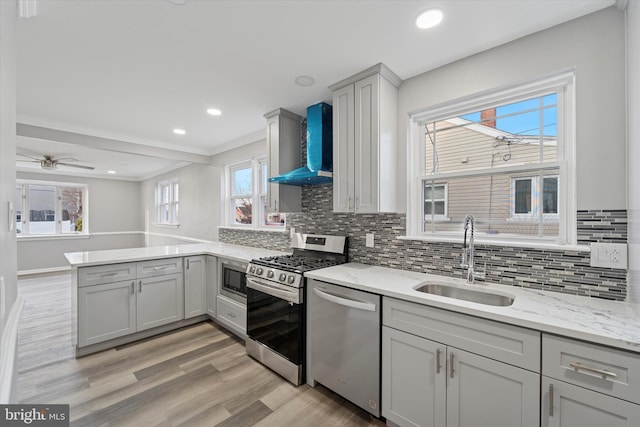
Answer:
424, 183, 448, 221
407, 71, 576, 244
511, 175, 559, 219
16, 181, 87, 236
226, 158, 285, 228
155, 179, 179, 225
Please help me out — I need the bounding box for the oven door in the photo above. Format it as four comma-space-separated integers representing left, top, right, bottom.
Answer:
246, 276, 304, 365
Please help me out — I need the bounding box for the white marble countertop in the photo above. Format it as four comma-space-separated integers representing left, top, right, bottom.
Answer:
64, 242, 288, 267
305, 263, 640, 353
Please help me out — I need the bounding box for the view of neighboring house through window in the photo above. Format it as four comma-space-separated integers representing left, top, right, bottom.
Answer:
156, 179, 179, 225
15, 181, 86, 235
227, 158, 284, 228
409, 71, 575, 244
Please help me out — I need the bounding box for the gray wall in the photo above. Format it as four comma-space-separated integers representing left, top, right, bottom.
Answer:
398, 6, 626, 211
17, 172, 144, 272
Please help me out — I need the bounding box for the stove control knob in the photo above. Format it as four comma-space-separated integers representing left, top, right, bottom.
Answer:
249, 266, 256, 274
287, 275, 296, 284
256, 267, 263, 275
267, 270, 274, 279
279, 273, 287, 282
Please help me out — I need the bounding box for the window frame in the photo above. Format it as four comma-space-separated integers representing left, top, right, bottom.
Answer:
16, 179, 89, 237
406, 70, 576, 246
423, 182, 449, 222
155, 178, 179, 226
224, 157, 286, 230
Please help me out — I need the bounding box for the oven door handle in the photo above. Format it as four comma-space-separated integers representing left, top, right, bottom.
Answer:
312, 288, 376, 312
247, 277, 301, 304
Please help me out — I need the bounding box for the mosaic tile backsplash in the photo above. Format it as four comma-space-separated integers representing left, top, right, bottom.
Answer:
220, 121, 628, 300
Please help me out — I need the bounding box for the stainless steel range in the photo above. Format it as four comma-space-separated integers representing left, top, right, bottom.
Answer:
245, 233, 347, 385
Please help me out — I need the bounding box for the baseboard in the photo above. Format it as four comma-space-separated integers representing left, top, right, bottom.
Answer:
18, 266, 71, 277
0, 296, 25, 404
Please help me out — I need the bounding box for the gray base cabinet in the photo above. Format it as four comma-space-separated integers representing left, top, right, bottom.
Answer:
78, 280, 136, 347
382, 297, 540, 427
206, 255, 218, 318
136, 274, 184, 331
184, 255, 206, 318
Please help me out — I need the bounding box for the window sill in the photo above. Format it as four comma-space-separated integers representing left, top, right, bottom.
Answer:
506, 216, 559, 224
398, 234, 589, 252
17, 233, 91, 242
218, 225, 288, 233
152, 223, 180, 229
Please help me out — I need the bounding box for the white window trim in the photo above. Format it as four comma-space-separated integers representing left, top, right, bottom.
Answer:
224, 157, 285, 230
16, 179, 89, 237
406, 69, 577, 247
155, 178, 179, 226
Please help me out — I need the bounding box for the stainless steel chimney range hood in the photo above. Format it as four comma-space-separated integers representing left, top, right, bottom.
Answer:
268, 102, 333, 186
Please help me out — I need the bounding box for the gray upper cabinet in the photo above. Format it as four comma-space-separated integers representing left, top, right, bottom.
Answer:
265, 108, 303, 213
330, 63, 401, 213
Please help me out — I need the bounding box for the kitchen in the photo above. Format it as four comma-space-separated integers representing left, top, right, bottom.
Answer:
1, 0, 640, 426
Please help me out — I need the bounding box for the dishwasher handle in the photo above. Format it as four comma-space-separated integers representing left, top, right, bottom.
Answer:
312, 288, 376, 312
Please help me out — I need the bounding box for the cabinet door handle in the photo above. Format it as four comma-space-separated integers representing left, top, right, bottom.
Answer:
227, 312, 236, 318
549, 383, 554, 417
186, 259, 190, 270
569, 362, 618, 379
450, 352, 455, 378
131, 282, 134, 295
348, 196, 352, 210
139, 280, 142, 293
274, 200, 278, 212
436, 348, 442, 374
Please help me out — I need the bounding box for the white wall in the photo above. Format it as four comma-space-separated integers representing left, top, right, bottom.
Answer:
0, 0, 19, 403
17, 172, 144, 272
398, 7, 626, 211
141, 163, 220, 245
627, 0, 640, 304
139, 139, 267, 246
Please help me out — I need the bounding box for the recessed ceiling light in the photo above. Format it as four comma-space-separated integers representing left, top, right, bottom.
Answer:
416, 9, 443, 29
107, 170, 116, 174
173, 128, 186, 135
207, 108, 222, 116
295, 75, 315, 87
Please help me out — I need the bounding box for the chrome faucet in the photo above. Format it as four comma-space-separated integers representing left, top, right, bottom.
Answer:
460, 214, 486, 283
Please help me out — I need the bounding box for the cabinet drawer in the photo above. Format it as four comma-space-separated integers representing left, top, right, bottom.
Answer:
217, 295, 246, 333
383, 297, 540, 371
78, 263, 136, 287
543, 334, 640, 404
136, 258, 183, 278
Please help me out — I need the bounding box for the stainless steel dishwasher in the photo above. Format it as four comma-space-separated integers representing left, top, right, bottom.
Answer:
308, 278, 381, 417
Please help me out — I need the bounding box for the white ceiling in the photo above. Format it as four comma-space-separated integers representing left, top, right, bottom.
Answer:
15, 0, 616, 180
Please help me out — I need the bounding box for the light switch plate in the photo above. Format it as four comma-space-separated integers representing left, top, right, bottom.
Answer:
590, 242, 628, 269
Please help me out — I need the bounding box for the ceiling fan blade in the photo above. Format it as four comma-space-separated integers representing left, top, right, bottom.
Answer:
17, 152, 42, 161
56, 162, 95, 170
17, 159, 41, 163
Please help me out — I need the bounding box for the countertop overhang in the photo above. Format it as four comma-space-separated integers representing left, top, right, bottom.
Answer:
64, 242, 288, 267
305, 263, 640, 354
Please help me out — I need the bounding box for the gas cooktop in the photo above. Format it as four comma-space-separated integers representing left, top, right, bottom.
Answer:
251, 255, 340, 273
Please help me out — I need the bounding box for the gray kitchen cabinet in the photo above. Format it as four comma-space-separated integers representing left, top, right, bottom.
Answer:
541, 334, 640, 427
206, 255, 218, 318
330, 63, 401, 213
265, 108, 303, 213
184, 255, 206, 318
136, 273, 184, 331
78, 280, 136, 347
216, 294, 246, 337
77, 258, 184, 349
382, 297, 540, 427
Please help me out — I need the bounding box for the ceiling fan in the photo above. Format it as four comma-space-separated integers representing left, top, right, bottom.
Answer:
17, 154, 95, 170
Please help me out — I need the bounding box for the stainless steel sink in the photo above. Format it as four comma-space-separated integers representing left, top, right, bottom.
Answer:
415, 283, 514, 306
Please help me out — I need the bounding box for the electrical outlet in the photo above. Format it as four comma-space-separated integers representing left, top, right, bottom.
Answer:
366, 233, 375, 248
590, 243, 628, 269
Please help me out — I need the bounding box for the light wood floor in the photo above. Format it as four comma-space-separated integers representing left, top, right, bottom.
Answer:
17, 272, 386, 427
